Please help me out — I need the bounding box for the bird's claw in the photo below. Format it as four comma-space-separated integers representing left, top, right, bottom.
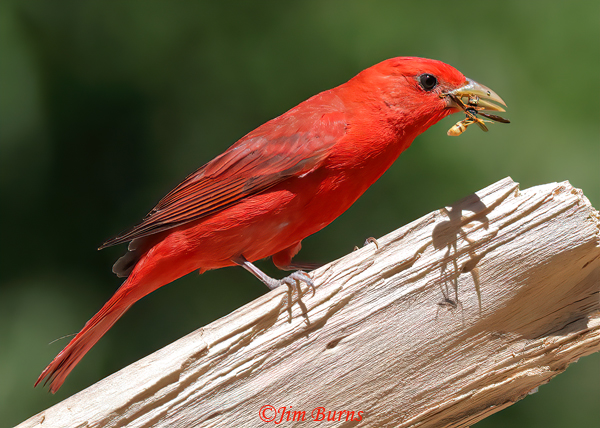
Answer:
279, 271, 316, 298
364, 237, 379, 248
354, 236, 379, 251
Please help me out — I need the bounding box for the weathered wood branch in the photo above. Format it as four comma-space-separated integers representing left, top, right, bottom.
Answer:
19, 177, 600, 428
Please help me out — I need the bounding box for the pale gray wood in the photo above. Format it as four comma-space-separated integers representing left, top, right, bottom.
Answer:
18, 177, 600, 428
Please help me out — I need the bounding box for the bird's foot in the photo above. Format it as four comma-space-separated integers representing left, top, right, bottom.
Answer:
353, 236, 379, 251
233, 256, 316, 297
266, 270, 316, 297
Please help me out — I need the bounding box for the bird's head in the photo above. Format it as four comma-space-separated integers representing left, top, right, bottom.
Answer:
344, 57, 508, 139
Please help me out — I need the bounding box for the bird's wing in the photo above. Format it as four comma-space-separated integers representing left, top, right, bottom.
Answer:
100, 105, 347, 249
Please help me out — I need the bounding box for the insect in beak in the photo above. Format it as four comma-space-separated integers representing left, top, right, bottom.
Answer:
443, 78, 510, 136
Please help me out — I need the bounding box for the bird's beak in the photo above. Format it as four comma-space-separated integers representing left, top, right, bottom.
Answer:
445, 78, 507, 112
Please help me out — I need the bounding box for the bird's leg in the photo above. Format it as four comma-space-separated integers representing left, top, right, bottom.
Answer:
232, 255, 316, 296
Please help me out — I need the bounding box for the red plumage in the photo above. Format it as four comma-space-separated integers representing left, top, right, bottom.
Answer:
36, 57, 505, 393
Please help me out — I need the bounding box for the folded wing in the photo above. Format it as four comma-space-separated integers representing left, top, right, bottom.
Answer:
100, 101, 348, 249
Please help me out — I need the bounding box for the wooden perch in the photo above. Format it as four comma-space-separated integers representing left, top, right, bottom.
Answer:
19, 177, 600, 428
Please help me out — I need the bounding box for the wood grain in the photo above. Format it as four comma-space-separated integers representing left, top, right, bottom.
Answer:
19, 177, 600, 428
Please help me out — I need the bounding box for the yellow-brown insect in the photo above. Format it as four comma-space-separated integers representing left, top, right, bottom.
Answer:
448, 117, 482, 136
446, 92, 509, 137
448, 107, 489, 136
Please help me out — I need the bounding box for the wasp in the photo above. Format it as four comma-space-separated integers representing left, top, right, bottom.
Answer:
446, 93, 510, 137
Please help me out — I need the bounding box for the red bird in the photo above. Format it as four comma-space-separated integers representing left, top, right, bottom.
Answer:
36, 57, 507, 393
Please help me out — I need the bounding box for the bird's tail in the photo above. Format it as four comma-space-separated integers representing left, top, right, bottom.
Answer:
36, 235, 191, 393
35, 283, 136, 393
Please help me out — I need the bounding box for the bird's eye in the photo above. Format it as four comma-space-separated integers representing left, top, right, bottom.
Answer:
419, 74, 438, 91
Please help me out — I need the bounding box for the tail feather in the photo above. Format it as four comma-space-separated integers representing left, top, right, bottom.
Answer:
35, 297, 131, 393
36, 235, 182, 393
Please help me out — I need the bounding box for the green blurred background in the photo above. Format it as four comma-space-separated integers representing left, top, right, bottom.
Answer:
1, 1, 598, 426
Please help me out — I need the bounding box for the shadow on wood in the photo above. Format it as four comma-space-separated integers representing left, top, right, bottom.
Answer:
19, 177, 600, 428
